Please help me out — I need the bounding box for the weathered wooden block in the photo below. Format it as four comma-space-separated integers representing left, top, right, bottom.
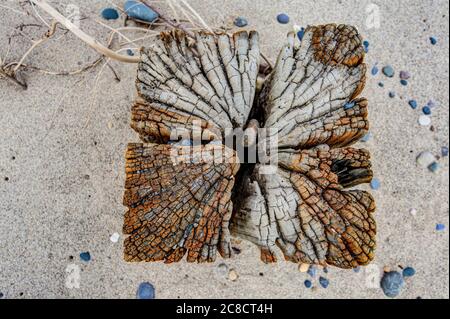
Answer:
123, 24, 376, 269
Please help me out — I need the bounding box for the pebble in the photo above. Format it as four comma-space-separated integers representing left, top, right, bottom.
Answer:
409, 208, 417, 216
127, 49, 135, 56
319, 276, 329, 288
436, 223, 446, 231
400, 79, 408, 86
428, 162, 440, 173
361, 132, 371, 142
276, 13, 290, 24
137, 282, 155, 299
228, 269, 239, 281
124, 0, 159, 22
441, 146, 448, 157
422, 106, 431, 115
363, 40, 369, 53
371, 66, 379, 76
110, 232, 120, 243
430, 36, 437, 45
380, 271, 405, 298
418, 115, 431, 126
389, 91, 396, 98
217, 263, 229, 276
80, 252, 91, 262
304, 280, 312, 288
234, 17, 248, 28
344, 101, 356, 110
297, 28, 305, 41
298, 263, 309, 273
232, 246, 241, 254
399, 71, 411, 80
370, 178, 380, 190
101, 8, 119, 20
378, 82, 384, 87
427, 100, 436, 108
402, 267, 416, 278
416, 151, 436, 168
408, 100, 418, 109
383, 266, 391, 273
353, 266, 361, 273
382, 65, 395, 78
307, 265, 317, 277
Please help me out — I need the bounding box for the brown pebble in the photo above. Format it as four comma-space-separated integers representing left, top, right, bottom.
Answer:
299, 263, 309, 272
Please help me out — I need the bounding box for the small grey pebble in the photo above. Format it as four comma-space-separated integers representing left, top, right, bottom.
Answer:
234, 17, 248, 27
399, 71, 411, 80
381, 271, 405, 298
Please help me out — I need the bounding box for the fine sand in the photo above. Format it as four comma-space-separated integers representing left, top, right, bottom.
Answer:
0, 0, 448, 298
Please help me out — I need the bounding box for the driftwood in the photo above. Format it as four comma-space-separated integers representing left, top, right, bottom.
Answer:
123, 24, 376, 269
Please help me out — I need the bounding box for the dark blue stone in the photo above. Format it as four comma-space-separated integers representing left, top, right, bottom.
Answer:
297, 28, 305, 41
137, 282, 155, 299
304, 280, 312, 288
441, 146, 449, 157
124, 1, 159, 22
80, 252, 91, 262
363, 40, 369, 48
102, 8, 119, 20
319, 276, 329, 288
389, 91, 396, 98
422, 106, 431, 115
400, 79, 408, 86
436, 223, 446, 231
381, 271, 404, 298
408, 100, 418, 109
430, 37, 437, 45
402, 267, 416, 277
234, 17, 248, 27
127, 49, 135, 56
276, 13, 290, 24
378, 82, 384, 87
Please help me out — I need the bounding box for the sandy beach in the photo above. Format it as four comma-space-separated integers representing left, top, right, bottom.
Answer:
0, 0, 448, 299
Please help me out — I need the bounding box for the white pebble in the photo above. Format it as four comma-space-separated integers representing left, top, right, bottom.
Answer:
110, 232, 120, 243
416, 151, 436, 168
293, 24, 302, 33
228, 269, 239, 281
418, 115, 431, 126
409, 208, 417, 216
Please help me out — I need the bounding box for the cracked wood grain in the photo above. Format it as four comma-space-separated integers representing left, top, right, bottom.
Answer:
123, 24, 376, 269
